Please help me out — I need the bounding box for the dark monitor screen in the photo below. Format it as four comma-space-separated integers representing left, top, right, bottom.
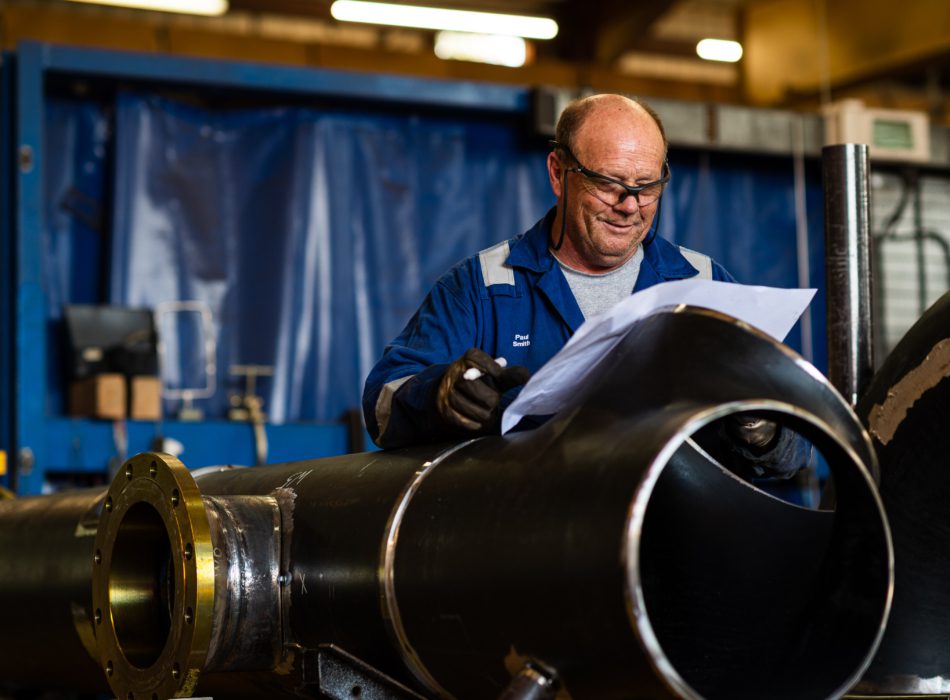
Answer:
63, 305, 157, 380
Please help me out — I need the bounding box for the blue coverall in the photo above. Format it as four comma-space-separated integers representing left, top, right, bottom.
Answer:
363, 207, 737, 449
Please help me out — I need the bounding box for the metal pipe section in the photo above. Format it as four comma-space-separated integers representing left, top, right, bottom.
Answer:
89, 458, 296, 699
853, 290, 950, 696
0, 489, 109, 693
823, 143, 874, 406
0, 307, 892, 700
379, 308, 890, 700
202, 495, 283, 672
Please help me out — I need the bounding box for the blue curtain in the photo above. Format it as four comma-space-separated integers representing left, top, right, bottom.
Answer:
44, 91, 826, 424
664, 149, 827, 371
44, 98, 111, 316
108, 93, 552, 421
43, 97, 112, 413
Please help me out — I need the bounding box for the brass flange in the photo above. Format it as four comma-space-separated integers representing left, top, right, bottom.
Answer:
92, 452, 215, 700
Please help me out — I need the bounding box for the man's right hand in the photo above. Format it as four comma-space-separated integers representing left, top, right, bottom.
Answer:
437, 348, 530, 432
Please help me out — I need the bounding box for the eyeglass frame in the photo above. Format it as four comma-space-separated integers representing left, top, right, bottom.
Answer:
549, 139, 671, 206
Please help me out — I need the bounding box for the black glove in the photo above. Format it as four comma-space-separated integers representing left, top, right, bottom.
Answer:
724, 412, 779, 456
437, 348, 531, 432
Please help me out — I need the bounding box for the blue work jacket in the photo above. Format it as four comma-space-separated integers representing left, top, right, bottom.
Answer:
363, 208, 735, 449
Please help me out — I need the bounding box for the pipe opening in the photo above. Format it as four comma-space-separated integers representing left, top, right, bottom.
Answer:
108, 501, 174, 670
636, 411, 890, 700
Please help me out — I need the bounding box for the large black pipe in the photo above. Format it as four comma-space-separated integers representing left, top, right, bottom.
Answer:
0, 307, 892, 700
852, 289, 950, 696
823, 143, 874, 407
0, 490, 109, 693
380, 307, 890, 700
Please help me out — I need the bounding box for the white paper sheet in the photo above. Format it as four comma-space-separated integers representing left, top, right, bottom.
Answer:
501, 278, 816, 434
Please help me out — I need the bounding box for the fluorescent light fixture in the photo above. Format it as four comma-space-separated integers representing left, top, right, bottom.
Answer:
696, 38, 743, 63
65, 0, 228, 15
330, 1, 558, 40
434, 31, 527, 67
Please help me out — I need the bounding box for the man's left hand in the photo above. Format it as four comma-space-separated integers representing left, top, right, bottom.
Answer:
714, 412, 811, 480
725, 413, 778, 455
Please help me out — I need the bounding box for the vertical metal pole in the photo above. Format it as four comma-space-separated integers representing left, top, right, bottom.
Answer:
823, 143, 873, 406
792, 115, 814, 362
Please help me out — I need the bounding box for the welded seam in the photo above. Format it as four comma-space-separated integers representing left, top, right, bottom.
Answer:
380, 439, 477, 700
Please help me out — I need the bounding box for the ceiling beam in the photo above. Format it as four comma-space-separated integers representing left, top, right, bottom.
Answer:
595, 0, 679, 65
545, 0, 677, 65
743, 0, 950, 107
229, 0, 332, 16
630, 37, 702, 60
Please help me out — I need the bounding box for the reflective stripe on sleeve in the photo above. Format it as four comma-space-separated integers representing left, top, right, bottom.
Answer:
375, 375, 415, 440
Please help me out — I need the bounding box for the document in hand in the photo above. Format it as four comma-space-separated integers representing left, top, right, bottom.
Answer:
501, 278, 816, 434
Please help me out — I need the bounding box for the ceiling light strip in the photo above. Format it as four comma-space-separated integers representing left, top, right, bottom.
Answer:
434, 31, 527, 67
696, 38, 743, 63
65, 0, 229, 16
330, 1, 558, 40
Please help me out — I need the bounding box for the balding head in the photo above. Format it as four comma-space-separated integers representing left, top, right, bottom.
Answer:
554, 94, 668, 159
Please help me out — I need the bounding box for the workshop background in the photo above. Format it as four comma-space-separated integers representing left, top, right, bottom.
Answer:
2, 0, 950, 496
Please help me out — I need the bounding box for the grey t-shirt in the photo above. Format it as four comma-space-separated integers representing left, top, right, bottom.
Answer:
555, 246, 644, 320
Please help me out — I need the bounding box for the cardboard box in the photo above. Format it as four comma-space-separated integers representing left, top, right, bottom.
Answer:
130, 375, 162, 421
69, 373, 126, 420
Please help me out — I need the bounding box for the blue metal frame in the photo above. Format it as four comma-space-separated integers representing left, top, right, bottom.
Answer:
0, 54, 14, 490
19, 41, 528, 112
10, 41, 532, 494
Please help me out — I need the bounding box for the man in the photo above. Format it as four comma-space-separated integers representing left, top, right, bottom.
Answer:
362, 94, 806, 478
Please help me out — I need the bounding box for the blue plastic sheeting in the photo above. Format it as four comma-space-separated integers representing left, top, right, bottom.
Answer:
44, 93, 826, 425
43, 97, 112, 414
109, 93, 552, 422
44, 98, 111, 316
662, 149, 827, 371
